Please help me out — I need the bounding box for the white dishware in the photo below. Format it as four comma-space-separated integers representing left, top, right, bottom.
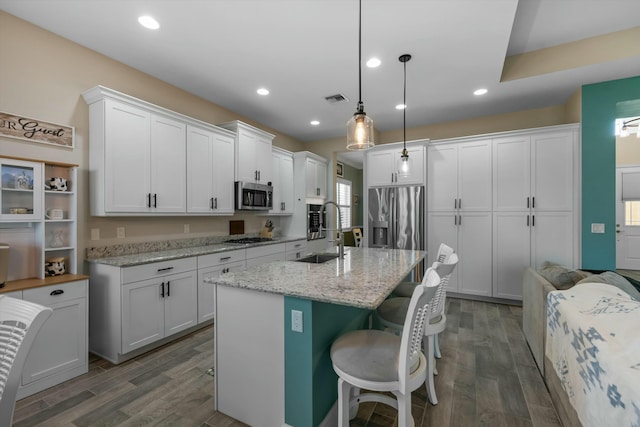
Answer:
46, 208, 64, 220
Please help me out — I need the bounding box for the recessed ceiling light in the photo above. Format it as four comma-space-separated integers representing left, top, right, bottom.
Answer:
395, 104, 407, 110
310, 120, 320, 126
474, 88, 488, 96
366, 57, 381, 68
138, 15, 159, 30
257, 88, 269, 96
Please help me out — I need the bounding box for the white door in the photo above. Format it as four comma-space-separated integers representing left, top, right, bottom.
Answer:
531, 211, 574, 270
367, 150, 394, 187
616, 166, 640, 269
531, 131, 575, 211
280, 154, 294, 213
150, 114, 186, 213
427, 144, 458, 211
427, 212, 459, 292
493, 212, 531, 300
104, 100, 151, 212
255, 135, 273, 184
458, 212, 493, 297
493, 135, 531, 211
237, 129, 257, 182
164, 271, 198, 336
197, 261, 245, 323
122, 278, 165, 353
396, 146, 425, 186
211, 132, 235, 213
458, 139, 492, 211
186, 125, 215, 213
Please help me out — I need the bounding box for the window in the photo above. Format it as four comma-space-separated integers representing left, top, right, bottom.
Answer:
336, 178, 352, 229
625, 201, 640, 226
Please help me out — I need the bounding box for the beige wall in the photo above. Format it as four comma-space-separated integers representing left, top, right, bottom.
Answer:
617, 136, 640, 165
1, 10, 583, 275
0, 11, 308, 273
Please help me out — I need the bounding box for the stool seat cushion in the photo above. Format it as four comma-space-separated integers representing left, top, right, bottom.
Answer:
330, 329, 420, 383
394, 281, 419, 298
378, 297, 443, 327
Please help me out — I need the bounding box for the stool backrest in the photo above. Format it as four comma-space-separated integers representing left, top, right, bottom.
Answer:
352, 228, 363, 247
430, 253, 459, 318
398, 268, 439, 390
436, 243, 454, 263
0, 296, 52, 425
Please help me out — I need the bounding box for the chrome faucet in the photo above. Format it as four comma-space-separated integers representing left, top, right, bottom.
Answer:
320, 201, 344, 258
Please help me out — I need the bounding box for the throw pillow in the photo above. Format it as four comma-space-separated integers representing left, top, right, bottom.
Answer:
538, 261, 592, 290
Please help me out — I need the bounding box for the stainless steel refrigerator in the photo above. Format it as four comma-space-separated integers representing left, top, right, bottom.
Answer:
368, 186, 424, 250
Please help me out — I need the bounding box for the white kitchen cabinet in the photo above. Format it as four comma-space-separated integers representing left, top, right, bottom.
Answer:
305, 156, 328, 199
427, 211, 492, 296
149, 114, 187, 213
285, 239, 308, 260
0, 158, 42, 221
89, 257, 198, 364
270, 147, 294, 215
197, 249, 246, 323
16, 278, 88, 399
428, 139, 492, 212
218, 121, 275, 184
492, 126, 579, 300
187, 124, 236, 214
366, 144, 425, 187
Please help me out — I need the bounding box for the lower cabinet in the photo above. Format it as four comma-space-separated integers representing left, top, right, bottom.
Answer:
17, 278, 88, 399
89, 257, 197, 364
285, 239, 308, 260
121, 270, 197, 354
197, 249, 246, 324
246, 243, 286, 268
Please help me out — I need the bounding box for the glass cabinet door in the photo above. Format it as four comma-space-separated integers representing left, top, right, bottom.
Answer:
0, 159, 42, 220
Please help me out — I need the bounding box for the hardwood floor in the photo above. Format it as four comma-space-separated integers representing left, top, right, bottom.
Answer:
13, 298, 560, 427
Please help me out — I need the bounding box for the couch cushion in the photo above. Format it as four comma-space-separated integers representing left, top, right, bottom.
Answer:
538, 261, 592, 290
576, 271, 640, 301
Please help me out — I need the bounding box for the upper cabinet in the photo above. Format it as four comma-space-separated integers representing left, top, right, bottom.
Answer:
217, 121, 275, 185
270, 147, 294, 215
1, 158, 42, 221
366, 143, 426, 187
83, 86, 238, 216
186, 125, 236, 214
305, 156, 328, 200
293, 152, 328, 205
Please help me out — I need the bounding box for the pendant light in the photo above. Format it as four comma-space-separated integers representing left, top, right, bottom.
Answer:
397, 54, 412, 177
346, 0, 375, 150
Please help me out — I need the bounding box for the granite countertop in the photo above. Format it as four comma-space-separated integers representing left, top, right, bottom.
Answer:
207, 247, 425, 310
87, 236, 307, 267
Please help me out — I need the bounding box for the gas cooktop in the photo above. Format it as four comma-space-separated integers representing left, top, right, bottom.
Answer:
223, 237, 274, 244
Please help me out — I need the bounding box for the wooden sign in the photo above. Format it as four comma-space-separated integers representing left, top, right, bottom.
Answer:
0, 111, 74, 148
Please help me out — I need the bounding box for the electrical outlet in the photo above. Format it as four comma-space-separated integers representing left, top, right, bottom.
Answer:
91, 228, 100, 241
291, 310, 303, 333
116, 227, 125, 239
184, 224, 190, 234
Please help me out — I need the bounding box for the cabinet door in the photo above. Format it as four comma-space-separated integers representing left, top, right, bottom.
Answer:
186, 125, 215, 213
493, 135, 530, 211
255, 135, 273, 184
197, 261, 245, 323
427, 145, 458, 211
457, 212, 492, 297
396, 146, 424, 186
211, 132, 235, 213
237, 129, 258, 182
427, 212, 459, 292
163, 271, 198, 336
530, 211, 574, 271
104, 99, 151, 212
458, 140, 492, 211
122, 278, 165, 353
305, 158, 320, 198
22, 296, 87, 385
150, 114, 186, 213
280, 154, 294, 213
367, 150, 394, 187
493, 212, 531, 300
0, 159, 43, 220
531, 131, 575, 211
315, 159, 328, 199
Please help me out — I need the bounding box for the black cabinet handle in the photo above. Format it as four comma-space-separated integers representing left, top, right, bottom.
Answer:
153, 193, 157, 208
160, 282, 165, 298
532, 197, 535, 208
532, 215, 535, 227
50, 289, 64, 296
214, 197, 218, 209
147, 193, 151, 208
527, 215, 530, 227
167, 281, 170, 297
527, 197, 529, 208
157, 266, 174, 272
458, 198, 461, 209
210, 197, 214, 209
454, 198, 457, 209
219, 256, 231, 261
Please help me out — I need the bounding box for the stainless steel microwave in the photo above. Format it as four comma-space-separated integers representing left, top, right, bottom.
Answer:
235, 181, 273, 211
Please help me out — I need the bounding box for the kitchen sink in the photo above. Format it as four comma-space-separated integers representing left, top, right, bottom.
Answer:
295, 253, 340, 264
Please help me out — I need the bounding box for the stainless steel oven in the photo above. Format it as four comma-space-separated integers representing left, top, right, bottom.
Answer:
235, 181, 273, 211
307, 204, 326, 240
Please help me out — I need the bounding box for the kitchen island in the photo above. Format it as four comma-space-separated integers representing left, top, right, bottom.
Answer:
208, 247, 425, 427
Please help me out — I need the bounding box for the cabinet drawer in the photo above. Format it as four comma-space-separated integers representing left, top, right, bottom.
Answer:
285, 240, 307, 252
23, 280, 87, 306
122, 257, 197, 284
198, 249, 246, 269
246, 243, 285, 259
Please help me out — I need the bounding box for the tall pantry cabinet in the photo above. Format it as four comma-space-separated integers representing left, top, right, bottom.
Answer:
427, 124, 579, 301
427, 139, 492, 296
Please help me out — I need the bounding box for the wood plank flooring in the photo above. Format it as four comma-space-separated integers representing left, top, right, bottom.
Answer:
13, 298, 561, 427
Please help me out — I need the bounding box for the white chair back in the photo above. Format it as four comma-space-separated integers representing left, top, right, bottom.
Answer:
429, 253, 459, 319
352, 228, 363, 247
398, 268, 439, 389
436, 243, 454, 263
0, 296, 52, 425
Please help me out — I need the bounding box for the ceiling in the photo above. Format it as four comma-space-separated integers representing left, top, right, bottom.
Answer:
2, 0, 640, 164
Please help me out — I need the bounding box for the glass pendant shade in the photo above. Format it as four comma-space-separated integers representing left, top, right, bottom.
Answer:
397, 148, 412, 177
347, 109, 375, 150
